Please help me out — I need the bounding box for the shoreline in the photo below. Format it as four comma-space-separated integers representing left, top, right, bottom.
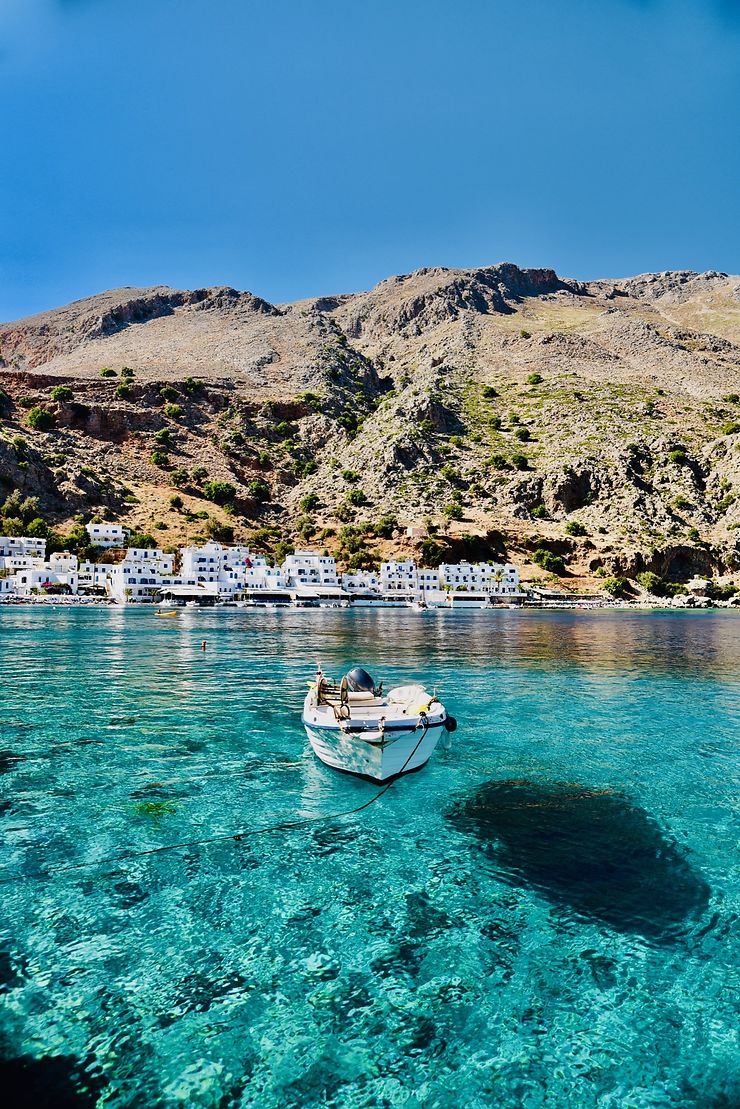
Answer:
0, 596, 737, 613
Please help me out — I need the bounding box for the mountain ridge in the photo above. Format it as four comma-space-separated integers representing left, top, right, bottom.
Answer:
1, 262, 739, 593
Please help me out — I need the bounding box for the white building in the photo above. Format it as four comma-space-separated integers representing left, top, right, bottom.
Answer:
438, 560, 520, 596
342, 570, 380, 595
180, 543, 280, 598
104, 548, 179, 603
282, 550, 343, 598
85, 522, 129, 549
11, 552, 79, 596
379, 560, 419, 598
0, 536, 46, 559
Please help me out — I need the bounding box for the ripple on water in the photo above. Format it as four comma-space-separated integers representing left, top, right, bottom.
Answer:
0, 607, 738, 1108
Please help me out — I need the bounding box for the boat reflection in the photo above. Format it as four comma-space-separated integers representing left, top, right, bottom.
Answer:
448, 779, 710, 944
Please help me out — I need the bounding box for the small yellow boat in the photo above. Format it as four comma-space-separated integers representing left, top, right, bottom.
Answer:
156, 610, 178, 618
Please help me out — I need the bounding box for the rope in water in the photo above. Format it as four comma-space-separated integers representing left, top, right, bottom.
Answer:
1, 723, 431, 884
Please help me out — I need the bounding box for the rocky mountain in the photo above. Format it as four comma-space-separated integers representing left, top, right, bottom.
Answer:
1, 263, 739, 591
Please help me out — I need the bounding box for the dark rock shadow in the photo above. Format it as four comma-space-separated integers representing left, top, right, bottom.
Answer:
447, 779, 710, 944
0, 1054, 105, 1108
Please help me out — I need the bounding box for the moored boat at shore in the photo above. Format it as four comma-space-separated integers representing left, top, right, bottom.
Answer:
302, 666, 455, 782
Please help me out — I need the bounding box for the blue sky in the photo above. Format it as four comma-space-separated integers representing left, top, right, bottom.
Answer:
0, 0, 738, 319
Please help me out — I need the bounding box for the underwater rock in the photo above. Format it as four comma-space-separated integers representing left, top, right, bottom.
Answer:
447, 779, 710, 944
0, 951, 27, 991
0, 1053, 105, 1108
0, 750, 24, 774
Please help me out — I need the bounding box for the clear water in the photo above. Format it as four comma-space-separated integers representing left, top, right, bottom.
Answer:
0, 608, 738, 1108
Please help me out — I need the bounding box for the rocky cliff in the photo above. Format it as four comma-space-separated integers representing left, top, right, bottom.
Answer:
1, 263, 739, 589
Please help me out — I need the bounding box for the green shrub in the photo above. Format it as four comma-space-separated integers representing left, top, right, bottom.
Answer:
204, 519, 234, 543
512, 453, 530, 471
150, 450, 169, 467
11, 437, 28, 459
202, 480, 236, 504
297, 516, 317, 541
723, 421, 740, 435
526, 372, 542, 385
18, 396, 36, 408
27, 406, 55, 431
164, 403, 184, 420
120, 367, 135, 380
170, 467, 189, 488
300, 492, 319, 512
191, 466, 208, 483
717, 493, 735, 514
531, 504, 548, 519
25, 517, 50, 539
532, 547, 565, 574
481, 385, 498, 399
258, 451, 271, 467
160, 386, 179, 402
520, 329, 531, 339
248, 479, 270, 502
127, 532, 157, 549
419, 538, 444, 566
346, 488, 367, 506
182, 376, 202, 397
153, 427, 172, 446
515, 427, 531, 442
673, 495, 690, 510
565, 520, 588, 537
169, 494, 184, 510
687, 527, 701, 542
443, 503, 464, 521
489, 415, 502, 431
115, 384, 131, 401
706, 581, 738, 600
374, 514, 397, 538
723, 393, 739, 403
50, 385, 73, 402
668, 449, 688, 465
489, 453, 508, 470
342, 469, 360, 483
298, 391, 322, 412
636, 571, 664, 594
100, 367, 116, 378
602, 576, 630, 598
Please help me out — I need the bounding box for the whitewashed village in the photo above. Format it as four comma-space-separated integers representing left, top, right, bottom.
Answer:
0, 522, 523, 608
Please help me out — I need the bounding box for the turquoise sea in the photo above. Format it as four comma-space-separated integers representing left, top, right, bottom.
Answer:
0, 608, 738, 1108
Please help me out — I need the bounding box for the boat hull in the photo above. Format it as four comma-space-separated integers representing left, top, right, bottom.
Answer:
303, 720, 443, 782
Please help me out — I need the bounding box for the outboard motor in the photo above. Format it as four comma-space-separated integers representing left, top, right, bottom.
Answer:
345, 667, 376, 693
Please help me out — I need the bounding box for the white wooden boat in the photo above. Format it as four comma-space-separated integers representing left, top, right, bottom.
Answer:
302, 666, 456, 782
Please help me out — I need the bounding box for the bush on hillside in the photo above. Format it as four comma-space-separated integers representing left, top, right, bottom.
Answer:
27, 406, 55, 431
602, 576, 630, 598
247, 479, 270, 502
532, 547, 565, 574
202, 480, 236, 505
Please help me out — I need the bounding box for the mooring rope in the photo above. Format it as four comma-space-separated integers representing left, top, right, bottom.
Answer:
0, 722, 431, 884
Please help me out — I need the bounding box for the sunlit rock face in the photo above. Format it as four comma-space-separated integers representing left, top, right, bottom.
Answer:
447, 779, 711, 944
